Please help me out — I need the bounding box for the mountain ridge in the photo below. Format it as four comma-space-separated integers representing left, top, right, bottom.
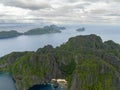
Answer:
0, 34, 120, 90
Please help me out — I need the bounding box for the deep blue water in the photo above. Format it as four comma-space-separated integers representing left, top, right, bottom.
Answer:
28, 84, 64, 90
0, 23, 120, 57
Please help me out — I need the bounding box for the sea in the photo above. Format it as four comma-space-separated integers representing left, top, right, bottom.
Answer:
0, 23, 120, 57
0, 23, 120, 90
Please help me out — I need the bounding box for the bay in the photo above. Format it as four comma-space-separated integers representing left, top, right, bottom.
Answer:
0, 72, 16, 90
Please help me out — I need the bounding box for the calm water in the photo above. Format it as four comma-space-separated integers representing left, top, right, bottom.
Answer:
0, 72, 16, 90
0, 24, 120, 90
0, 24, 120, 57
28, 84, 64, 90
0, 72, 63, 90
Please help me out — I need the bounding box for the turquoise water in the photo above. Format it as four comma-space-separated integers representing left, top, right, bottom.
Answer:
0, 72, 16, 90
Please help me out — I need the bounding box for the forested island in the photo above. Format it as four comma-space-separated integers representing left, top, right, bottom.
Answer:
1, 34, 120, 90
0, 30, 22, 39
24, 25, 65, 35
0, 25, 65, 39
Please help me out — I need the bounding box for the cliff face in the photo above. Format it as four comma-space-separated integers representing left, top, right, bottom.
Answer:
1, 34, 120, 90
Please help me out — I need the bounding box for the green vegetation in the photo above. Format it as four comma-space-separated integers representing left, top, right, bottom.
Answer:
0, 25, 65, 39
24, 25, 65, 35
1, 34, 120, 90
0, 30, 22, 39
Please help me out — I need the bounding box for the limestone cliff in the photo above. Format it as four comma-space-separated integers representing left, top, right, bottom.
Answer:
1, 34, 120, 90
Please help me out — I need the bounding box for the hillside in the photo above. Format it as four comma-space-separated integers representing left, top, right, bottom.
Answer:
1, 34, 120, 90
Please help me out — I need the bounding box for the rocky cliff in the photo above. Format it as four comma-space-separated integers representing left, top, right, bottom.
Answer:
1, 34, 120, 90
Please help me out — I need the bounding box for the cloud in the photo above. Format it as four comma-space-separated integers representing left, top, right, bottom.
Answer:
0, 0, 52, 10
0, 0, 119, 24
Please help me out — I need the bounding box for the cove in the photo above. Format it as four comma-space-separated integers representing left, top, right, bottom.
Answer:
0, 72, 16, 90
28, 84, 65, 90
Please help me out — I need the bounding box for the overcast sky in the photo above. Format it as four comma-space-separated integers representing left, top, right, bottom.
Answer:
0, 0, 120, 24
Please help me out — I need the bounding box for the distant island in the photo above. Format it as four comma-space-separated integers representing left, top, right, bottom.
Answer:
24, 25, 65, 35
0, 30, 22, 39
76, 27, 85, 32
0, 25, 66, 39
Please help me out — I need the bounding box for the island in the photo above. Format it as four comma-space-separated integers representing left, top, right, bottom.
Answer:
0, 25, 66, 39
1, 34, 120, 90
0, 30, 22, 39
48, 24, 66, 30
76, 27, 85, 32
24, 25, 65, 35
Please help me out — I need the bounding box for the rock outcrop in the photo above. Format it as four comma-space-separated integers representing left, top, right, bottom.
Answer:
1, 34, 120, 90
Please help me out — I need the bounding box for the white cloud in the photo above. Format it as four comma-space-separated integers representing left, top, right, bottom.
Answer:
0, 0, 119, 24
0, 0, 51, 10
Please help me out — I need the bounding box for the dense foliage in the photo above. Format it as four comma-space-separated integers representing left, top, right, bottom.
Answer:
0, 34, 120, 90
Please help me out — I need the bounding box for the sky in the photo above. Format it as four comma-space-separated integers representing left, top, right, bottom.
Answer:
0, 0, 120, 25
